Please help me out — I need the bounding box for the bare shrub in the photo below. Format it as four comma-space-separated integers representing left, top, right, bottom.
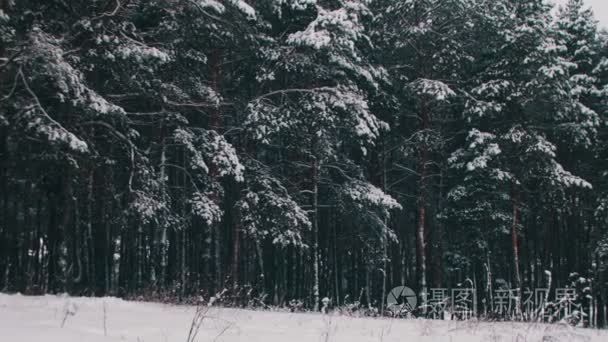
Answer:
186, 301, 210, 342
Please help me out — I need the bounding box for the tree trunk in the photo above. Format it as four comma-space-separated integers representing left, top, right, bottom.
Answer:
232, 206, 241, 287
255, 238, 265, 291
511, 184, 522, 315
0, 0, 7, 289
311, 156, 320, 311
485, 252, 493, 314
209, 49, 223, 291
416, 104, 430, 292
333, 214, 340, 307
158, 134, 168, 286
432, 166, 445, 288
0, 129, 7, 291
47, 186, 60, 292
136, 222, 144, 288
34, 197, 42, 289
181, 227, 186, 297
85, 169, 95, 292
380, 140, 388, 315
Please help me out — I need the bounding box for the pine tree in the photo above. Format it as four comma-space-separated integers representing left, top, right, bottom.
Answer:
448, 1, 593, 310
0, 0, 607, 320
244, 0, 399, 309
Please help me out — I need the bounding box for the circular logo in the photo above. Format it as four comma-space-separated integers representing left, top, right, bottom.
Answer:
386, 286, 417, 313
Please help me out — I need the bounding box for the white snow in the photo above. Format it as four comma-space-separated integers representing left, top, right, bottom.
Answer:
2, 294, 607, 342
286, 3, 367, 51
198, 0, 226, 14
409, 78, 456, 101
229, 0, 257, 20
116, 44, 171, 64
190, 191, 223, 226
208, 132, 245, 182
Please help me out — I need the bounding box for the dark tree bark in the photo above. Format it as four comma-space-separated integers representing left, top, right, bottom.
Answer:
311, 155, 320, 311
511, 184, 523, 315
232, 205, 241, 286
416, 103, 430, 292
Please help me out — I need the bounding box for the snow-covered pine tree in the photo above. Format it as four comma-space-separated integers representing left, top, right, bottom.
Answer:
1, 0, 607, 320
372, 0, 480, 294
448, 1, 594, 313
244, 0, 399, 310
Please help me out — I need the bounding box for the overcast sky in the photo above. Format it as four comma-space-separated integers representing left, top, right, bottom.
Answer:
552, 0, 608, 28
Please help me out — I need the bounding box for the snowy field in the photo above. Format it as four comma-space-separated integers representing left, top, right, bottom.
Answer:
1, 294, 607, 342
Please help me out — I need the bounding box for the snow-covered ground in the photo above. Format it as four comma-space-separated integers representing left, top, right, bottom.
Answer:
1, 293, 607, 342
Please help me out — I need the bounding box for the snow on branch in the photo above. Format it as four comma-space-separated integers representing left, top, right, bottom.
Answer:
448, 129, 501, 173
408, 78, 456, 101
340, 180, 402, 214
319, 86, 388, 143
115, 43, 171, 64
172, 128, 244, 181
237, 173, 310, 248
197, 0, 226, 14
191, 191, 223, 226
286, 1, 368, 50
206, 131, 245, 181
25, 30, 125, 117
245, 86, 387, 146
548, 161, 592, 189
338, 180, 401, 242
18, 69, 89, 153
173, 128, 210, 174
227, 0, 256, 19
270, 0, 316, 16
